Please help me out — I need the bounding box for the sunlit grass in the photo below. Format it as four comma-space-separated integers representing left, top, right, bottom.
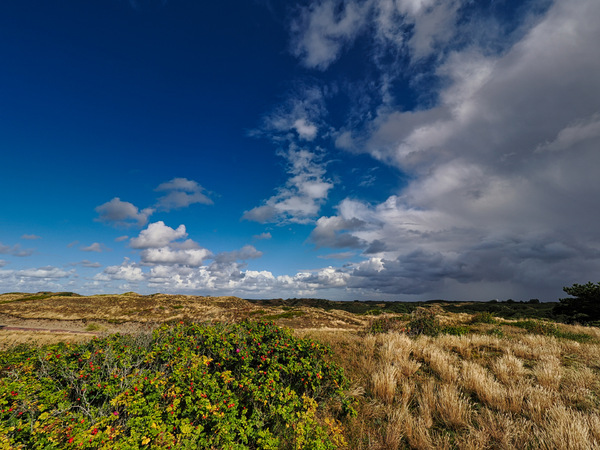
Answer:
303, 313, 600, 449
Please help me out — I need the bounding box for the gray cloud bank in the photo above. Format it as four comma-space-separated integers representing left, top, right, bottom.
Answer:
300, 0, 600, 300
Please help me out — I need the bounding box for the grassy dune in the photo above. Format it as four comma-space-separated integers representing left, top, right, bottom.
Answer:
0, 293, 599, 449
307, 314, 600, 449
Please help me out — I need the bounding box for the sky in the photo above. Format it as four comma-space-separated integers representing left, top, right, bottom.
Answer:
1, 0, 600, 302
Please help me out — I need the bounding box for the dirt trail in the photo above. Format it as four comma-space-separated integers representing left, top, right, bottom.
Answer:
0, 325, 97, 335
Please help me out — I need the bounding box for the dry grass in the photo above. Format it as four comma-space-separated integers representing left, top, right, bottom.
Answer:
0, 330, 91, 350
304, 320, 600, 450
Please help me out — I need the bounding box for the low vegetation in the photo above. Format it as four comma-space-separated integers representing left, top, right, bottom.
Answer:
308, 312, 600, 449
0, 287, 599, 449
0, 321, 354, 449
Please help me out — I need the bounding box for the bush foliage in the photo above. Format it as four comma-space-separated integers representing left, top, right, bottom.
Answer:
553, 282, 600, 324
407, 307, 441, 337
0, 321, 354, 449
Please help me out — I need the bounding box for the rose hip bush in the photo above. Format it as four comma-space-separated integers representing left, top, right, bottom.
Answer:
0, 320, 355, 449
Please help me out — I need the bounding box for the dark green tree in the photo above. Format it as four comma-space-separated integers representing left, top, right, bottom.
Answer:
553, 282, 600, 324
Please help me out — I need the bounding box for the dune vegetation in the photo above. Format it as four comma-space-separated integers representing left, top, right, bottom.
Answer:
0, 293, 599, 449
309, 310, 600, 449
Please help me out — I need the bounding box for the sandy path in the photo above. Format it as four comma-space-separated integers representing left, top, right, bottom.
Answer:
0, 325, 97, 335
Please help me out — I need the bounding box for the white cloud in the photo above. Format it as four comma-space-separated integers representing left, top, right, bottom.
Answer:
290, 0, 367, 69
243, 148, 333, 224
254, 86, 326, 142
139, 261, 351, 297
1, 266, 73, 280
95, 260, 145, 282
95, 179, 211, 231
0, 266, 76, 293
130, 221, 188, 249
128, 221, 212, 267
155, 177, 213, 210
253, 232, 272, 240
0, 260, 8, 268
95, 198, 154, 227
293, 118, 318, 141
140, 247, 212, 267
290, 0, 467, 70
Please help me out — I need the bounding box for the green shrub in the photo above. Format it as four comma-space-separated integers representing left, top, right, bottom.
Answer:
487, 327, 504, 338
84, 323, 103, 332
511, 319, 597, 343
512, 319, 558, 336
408, 307, 441, 337
366, 316, 407, 334
470, 312, 497, 324
554, 331, 596, 343
0, 321, 354, 449
264, 311, 306, 320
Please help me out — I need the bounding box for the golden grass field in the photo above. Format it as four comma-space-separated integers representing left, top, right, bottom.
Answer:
1, 292, 599, 449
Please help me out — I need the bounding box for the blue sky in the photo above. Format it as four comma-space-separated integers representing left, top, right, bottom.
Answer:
1, 0, 600, 301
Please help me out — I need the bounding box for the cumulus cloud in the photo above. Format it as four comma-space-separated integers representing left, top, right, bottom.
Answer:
128, 221, 212, 267
129, 221, 188, 249
253, 232, 272, 240
95, 259, 144, 282
0, 266, 76, 293
140, 247, 212, 267
309, 215, 366, 249
19, 266, 73, 279
89, 243, 272, 296
95, 198, 154, 227
243, 148, 333, 224
0, 266, 74, 292
140, 262, 351, 297
155, 177, 213, 211
95, 179, 212, 230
